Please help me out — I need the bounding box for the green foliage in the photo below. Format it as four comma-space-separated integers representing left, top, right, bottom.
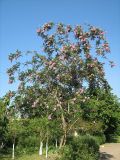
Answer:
94, 134, 106, 145
81, 90, 120, 141
0, 99, 8, 150
59, 135, 99, 160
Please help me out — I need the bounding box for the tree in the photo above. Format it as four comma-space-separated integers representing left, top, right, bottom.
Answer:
7, 22, 113, 147
7, 119, 22, 159
81, 89, 120, 141
0, 98, 8, 149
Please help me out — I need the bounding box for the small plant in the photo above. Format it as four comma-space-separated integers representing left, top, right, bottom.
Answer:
59, 135, 99, 160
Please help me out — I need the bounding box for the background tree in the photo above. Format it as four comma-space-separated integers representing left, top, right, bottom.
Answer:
0, 98, 8, 149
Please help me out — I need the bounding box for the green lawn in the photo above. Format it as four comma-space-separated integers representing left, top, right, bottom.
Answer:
0, 152, 59, 160
117, 136, 120, 143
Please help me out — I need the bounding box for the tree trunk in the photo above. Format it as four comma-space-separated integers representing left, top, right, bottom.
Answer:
12, 143, 15, 159
68, 102, 70, 113
56, 93, 67, 148
55, 139, 58, 148
39, 141, 43, 156
59, 135, 64, 148
46, 139, 48, 159
0, 142, 4, 149
59, 115, 67, 148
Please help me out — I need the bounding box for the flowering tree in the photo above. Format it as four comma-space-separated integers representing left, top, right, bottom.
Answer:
7, 22, 113, 147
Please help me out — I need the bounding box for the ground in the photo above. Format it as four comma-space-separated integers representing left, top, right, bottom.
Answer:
1, 143, 120, 160
100, 143, 120, 160
0, 152, 59, 160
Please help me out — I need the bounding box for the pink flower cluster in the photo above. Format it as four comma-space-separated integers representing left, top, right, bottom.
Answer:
8, 91, 14, 98
100, 31, 105, 35
8, 51, 21, 62
37, 22, 54, 35
87, 63, 95, 68
43, 23, 53, 30
96, 47, 103, 55
59, 54, 65, 61
57, 23, 65, 34
47, 61, 56, 70
56, 74, 60, 80
8, 77, 14, 84
90, 27, 97, 33
93, 58, 98, 63
60, 46, 68, 53
32, 98, 39, 108
109, 61, 116, 67
66, 25, 72, 33
86, 54, 91, 59
60, 44, 78, 54
90, 27, 105, 39
102, 43, 110, 52
79, 88, 84, 94
79, 35, 87, 43
70, 44, 78, 52
74, 26, 83, 38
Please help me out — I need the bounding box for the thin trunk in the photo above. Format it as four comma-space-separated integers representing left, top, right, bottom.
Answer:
39, 141, 43, 156
59, 135, 64, 148
55, 139, 58, 148
12, 143, 15, 160
68, 102, 70, 113
60, 111, 67, 147
56, 92, 67, 148
0, 142, 4, 149
63, 132, 67, 146
46, 138, 48, 159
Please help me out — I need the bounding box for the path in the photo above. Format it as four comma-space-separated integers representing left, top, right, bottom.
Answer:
99, 143, 120, 160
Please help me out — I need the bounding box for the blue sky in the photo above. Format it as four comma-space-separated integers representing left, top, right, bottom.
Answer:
0, 0, 120, 97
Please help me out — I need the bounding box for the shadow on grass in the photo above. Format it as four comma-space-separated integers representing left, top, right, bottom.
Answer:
100, 152, 114, 160
0, 155, 11, 160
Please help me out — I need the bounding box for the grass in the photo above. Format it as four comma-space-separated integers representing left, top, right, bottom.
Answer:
0, 151, 59, 160
116, 136, 120, 143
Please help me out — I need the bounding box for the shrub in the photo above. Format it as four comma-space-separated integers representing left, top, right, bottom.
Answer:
59, 135, 99, 160
94, 134, 106, 145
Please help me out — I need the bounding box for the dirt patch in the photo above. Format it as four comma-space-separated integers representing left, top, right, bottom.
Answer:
99, 143, 120, 160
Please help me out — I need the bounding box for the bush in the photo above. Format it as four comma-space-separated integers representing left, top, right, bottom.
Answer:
94, 134, 106, 145
59, 135, 99, 160
16, 135, 39, 154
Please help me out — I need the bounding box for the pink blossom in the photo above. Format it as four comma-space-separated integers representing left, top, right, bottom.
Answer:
8, 91, 14, 98
8, 79, 13, 84
93, 58, 98, 63
109, 61, 116, 67
56, 75, 60, 80
79, 88, 84, 94
91, 27, 96, 32
70, 44, 77, 52
48, 114, 52, 120
100, 32, 105, 35
59, 55, 65, 60
105, 47, 110, 52
66, 25, 72, 32
49, 61, 56, 69
86, 54, 91, 59
36, 28, 41, 33
32, 99, 39, 108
